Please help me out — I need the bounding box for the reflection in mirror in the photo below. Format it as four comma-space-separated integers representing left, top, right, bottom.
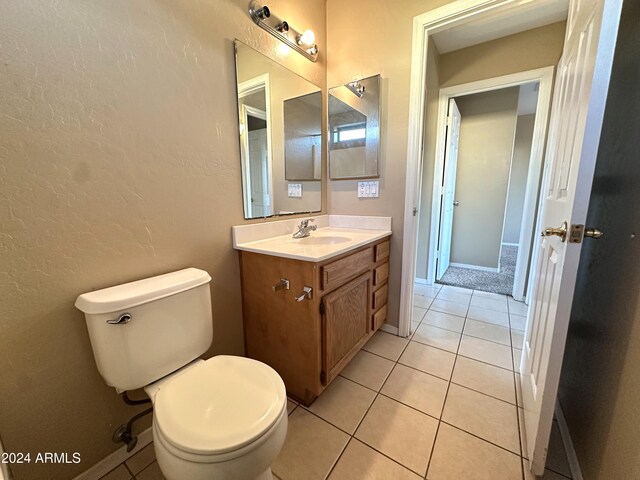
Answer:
284, 92, 322, 181
329, 75, 381, 179
235, 41, 323, 219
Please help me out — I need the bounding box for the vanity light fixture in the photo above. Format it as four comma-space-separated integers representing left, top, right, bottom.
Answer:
248, 1, 319, 62
347, 81, 366, 98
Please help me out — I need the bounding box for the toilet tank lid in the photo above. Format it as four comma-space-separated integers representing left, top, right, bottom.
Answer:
75, 268, 211, 315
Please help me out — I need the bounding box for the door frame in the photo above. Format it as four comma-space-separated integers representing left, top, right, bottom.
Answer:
238, 74, 273, 218
425, 68, 554, 298
399, 0, 561, 338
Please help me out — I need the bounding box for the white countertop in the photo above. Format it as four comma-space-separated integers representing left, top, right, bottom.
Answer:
232, 215, 392, 262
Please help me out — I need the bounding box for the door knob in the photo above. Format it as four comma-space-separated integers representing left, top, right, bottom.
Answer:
453, 200, 460, 206
584, 227, 604, 239
541, 221, 568, 242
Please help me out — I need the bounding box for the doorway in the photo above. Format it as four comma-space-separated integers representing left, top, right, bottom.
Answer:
428, 80, 546, 299
238, 74, 274, 218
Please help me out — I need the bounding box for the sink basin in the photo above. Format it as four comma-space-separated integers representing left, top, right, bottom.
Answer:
290, 235, 352, 245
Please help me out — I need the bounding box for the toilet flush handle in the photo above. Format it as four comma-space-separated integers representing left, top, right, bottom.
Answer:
106, 313, 132, 325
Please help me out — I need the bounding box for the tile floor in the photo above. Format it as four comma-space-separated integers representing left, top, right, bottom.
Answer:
100, 284, 572, 480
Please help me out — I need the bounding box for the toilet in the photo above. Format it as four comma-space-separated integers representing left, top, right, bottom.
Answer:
75, 268, 287, 480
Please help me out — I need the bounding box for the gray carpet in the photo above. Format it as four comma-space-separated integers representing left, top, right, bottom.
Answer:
437, 246, 517, 295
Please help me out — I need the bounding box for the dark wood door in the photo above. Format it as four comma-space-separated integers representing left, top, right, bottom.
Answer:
321, 272, 371, 385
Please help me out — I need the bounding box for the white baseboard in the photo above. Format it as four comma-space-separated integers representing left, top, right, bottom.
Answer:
555, 402, 583, 480
414, 277, 429, 285
73, 427, 153, 480
380, 323, 399, 336
449, 262, 499, 273
502, 242, 519, 247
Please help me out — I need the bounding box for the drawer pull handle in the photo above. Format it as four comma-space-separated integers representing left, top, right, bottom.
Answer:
295, 286, 313, 302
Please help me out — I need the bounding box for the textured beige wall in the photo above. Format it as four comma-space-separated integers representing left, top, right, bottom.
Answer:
326, 0, 452, 328
0, 1, 326, 479
414, 24, 565, 284
450, 88, 519, 269
439, 22, 567, 88
502, 114, 536, 244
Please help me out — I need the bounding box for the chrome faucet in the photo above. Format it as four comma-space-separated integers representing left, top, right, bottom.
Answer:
293, 219, 317, 238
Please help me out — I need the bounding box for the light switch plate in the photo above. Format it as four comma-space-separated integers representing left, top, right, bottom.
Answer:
358, 181, 380, 198
370, 181, 379, 197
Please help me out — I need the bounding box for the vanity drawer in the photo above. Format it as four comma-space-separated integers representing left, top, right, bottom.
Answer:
372, 304, 388, 331
373, 262, 389, 286
374, 241, 390, 263
322, 248, 373, 291
372, 283, 388, 310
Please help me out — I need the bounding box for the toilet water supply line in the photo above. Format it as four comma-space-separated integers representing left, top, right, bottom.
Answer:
113, 392, 153, 452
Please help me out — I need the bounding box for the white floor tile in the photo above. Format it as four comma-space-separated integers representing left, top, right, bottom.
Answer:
412, 324, 461, 353
452, 356, 516, 405
414, 294, 434, 309
399, 341, 456, 380
467, 306, 510, 327
508, 298, 529, 316
428, 423, 522, 480
436, 289, 472, 306
422, 310, 466, 333
329, 439, 421, 480
363, 331, 409, 361
414, 283, 441, 297
440, 285, 474, 295
459, 335, 513, 370
473, 290, 508, 301
510, 314, 527, 331
355, 396, 438, 476
306, 376, 376, 434
442, 384, 520, 455
470, 295, 509, 313
430, 299, 469, 317
381, 363, 448, 418
464, 319, 511, 346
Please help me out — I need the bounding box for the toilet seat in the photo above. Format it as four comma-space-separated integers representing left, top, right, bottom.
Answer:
153, 355, 286, 459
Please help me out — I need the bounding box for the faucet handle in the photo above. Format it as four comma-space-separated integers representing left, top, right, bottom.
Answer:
300, 218, 314, 228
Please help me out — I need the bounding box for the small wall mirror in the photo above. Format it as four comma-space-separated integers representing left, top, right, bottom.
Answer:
328, 74, 381, 179
235, 41, 323, 219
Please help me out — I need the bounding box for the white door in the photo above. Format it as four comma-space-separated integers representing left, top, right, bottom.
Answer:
521, 0, 622, 474
436, 98, 461, 280
248, 128, 271, 217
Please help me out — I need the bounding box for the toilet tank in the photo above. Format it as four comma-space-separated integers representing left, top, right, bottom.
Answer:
75, 268, 213, 392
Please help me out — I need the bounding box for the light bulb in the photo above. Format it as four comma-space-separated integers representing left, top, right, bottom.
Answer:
298, 29, 315, 46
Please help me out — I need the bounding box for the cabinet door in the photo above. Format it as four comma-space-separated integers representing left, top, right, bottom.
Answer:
322, 272, 371, 385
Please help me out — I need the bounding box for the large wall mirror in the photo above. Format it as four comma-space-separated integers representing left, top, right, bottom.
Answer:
235, 41, 322, 219
328, 74, 381, 179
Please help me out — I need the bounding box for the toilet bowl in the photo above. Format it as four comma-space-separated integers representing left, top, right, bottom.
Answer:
147, 356, 287, 480
75, 268, 288, 480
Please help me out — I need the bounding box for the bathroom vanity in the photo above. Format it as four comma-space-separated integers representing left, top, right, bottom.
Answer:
233, 216, 391, 405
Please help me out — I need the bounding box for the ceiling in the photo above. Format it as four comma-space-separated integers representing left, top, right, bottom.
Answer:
432, 0, 569, 54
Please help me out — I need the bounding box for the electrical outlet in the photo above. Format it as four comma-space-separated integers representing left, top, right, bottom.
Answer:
288, 183, 302, 198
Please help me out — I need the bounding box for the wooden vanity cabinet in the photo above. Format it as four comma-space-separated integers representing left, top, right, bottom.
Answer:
239, 237, 390, 405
